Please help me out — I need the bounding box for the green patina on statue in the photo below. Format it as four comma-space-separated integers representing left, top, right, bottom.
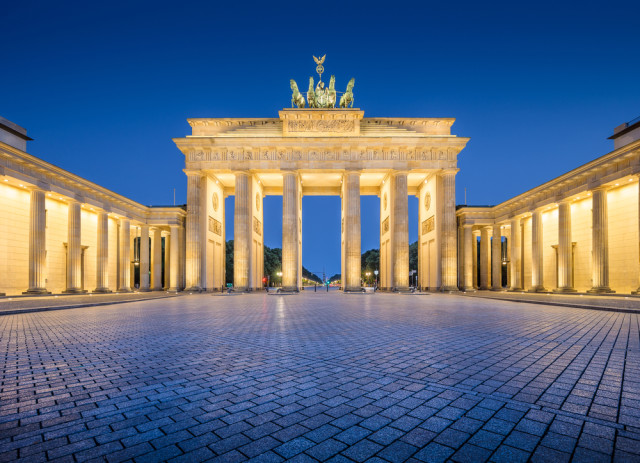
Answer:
289, 55, 355, 109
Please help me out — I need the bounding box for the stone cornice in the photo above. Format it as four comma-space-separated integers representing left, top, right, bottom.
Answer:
0, 141, 186, 225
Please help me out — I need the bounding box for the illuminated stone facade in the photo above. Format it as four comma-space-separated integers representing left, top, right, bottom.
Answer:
457, 116, 640, 294
173, 108, 469, 291
0, 117, 185, 296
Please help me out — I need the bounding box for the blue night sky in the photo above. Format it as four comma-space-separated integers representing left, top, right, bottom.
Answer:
4, 1, 639, 278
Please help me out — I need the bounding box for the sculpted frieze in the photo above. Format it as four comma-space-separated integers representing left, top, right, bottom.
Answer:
184, 145, 460, 166
287, 119, 355, 133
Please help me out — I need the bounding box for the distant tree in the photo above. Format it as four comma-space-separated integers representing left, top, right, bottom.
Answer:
328, 273, 341, 283
409, 241, 418, 271
263, 245, 282, 282
361, 248, 380, 274
225, 240, 234, 284
302, 266, 322, 284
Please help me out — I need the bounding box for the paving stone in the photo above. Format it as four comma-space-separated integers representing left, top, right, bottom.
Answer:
0, 292, 637, 463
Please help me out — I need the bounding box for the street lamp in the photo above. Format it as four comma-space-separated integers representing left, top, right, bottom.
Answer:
374, 270, 378, 288
277, 271, 282, 287
365, 272, 371, 286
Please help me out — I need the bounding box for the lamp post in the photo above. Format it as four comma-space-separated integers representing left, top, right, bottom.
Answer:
365, 272, 371, 286
374, 270, 378, 288
277, 271, 282, 287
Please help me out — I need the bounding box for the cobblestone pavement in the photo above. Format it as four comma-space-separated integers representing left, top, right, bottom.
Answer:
1, 292, 639, 462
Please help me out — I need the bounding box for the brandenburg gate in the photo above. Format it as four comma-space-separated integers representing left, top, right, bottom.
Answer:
173, 60, 469, 292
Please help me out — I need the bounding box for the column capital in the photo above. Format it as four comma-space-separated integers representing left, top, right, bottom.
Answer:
590, 184, 610, 193
440, 168, 460, 176
184, 169, 204, 178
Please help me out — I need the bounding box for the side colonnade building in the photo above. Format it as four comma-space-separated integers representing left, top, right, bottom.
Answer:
457, 116, 640, 294
0, 116, 186, 296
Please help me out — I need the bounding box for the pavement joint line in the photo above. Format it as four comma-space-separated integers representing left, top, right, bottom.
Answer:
0, 294, 180, 316
458, 293, 640, 314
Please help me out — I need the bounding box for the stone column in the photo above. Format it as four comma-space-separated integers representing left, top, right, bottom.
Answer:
463, 225, 474, 291
529, 208, 546, 292
509, 217, 522, 290
282, 172, 300, 291
139, 225, 150, 291
185, 172, 202, 291
179, 225, 186, 290
25, 188, 48, 294
151, 228, 162, 290
64, 201, 83, 293
118, 218, 132, 292
392, 172, 409, 290
556, 200, 576, 292
169, 225, 180, 292
589, 187, 614, 293
234, 171, 251, 291
94, 211, 110, 292
472, 231, 478, 288
441, 170, 458, 290
343, 171, 361, 291
479, 226, 491, 289
491, 224, 502, 290
164, 232, 170, 289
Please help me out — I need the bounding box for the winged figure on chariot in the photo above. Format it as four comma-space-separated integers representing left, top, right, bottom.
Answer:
290, 55, 355, 109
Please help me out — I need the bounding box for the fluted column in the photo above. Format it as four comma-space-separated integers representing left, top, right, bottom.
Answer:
64, 201, 83, 293
94, 212, 111, 292
25, 188, 48, 294
343, 171, 361, 291
139, 225, 150, 291
491, 224, 502, 290
185, 172, 202, 291
462, 225, 474, 291
636, 178, 640, 294
234, 172, 251, 291
479, 227, 491, 289
509, 217, 522, 290
179, 225, 185, 290
392, 172, 409, 290
118, 218, 132, 292
282, 172, 300, 291
164, 232, 170, 289
556, 200, 576, 292
589, 187, 614, 293
529, 208, 546, 292
169, 225, 180, 292
441, 170, 458, 291
151, 228, 162, 290
472, 231, 479, 288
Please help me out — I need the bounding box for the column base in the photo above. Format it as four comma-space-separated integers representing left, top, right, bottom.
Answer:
343, 287, 363, 293
23, 288, 51, 295
491, 287, 505, 291
508, 287, 523, 292
632, 289, 640, 295
587, 287, 615, 294
167, 287, 181, 293
462, 286, 476, 292
553, 287, 577, 293
93, 288, 112, 294
185, 286, 203, 292
63, 289, 88, 294
528, 286, 547, 292
393, 286, 413, 293
281, 286, 300, 292
440, 286, 459, 292
138, 288, 152, 292
117, 287, 132, 293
